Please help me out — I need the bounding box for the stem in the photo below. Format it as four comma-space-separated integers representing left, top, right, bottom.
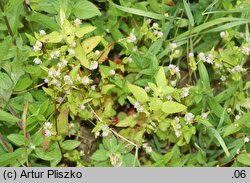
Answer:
0, 0, 16, 44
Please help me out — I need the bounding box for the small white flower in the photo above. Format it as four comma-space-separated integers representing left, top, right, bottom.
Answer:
188, 52, 194, 58
157, 31, 163, 37
61, 58, 68, 66
113, 75, 118, 80
174, 117, 180, 123
55, 70, 61, 78
50, 52, 55, 59
74, 18, 81, 25
55, 50, 60, 57
174, 49, 180, 55
109, 69, 116, 75
239, 5, 244, 9
201, 112, 207, 119
39, 30, 46, 36
166, 95, 172, 100
127, 32, 137, 43
144, 86, 150, 92
170, 43, 177, 49
133, 47, 137, 52
164, 13, 169, 17
220, 31, 226, 38
215, 63, 222, 68
146, 18, 152, 24
102, 129, 109, 137
48, 69, 54, 77
235, 115, 240, 120
231, 65, 243, 73
69, 48, 75, 55
33, 57, 42, 65
72, 41, 77, 48
57, 97, 63, 103
181, 87, 189, 98
154, 30, 158, 35
44, 78, 49, 83
134, 101, 140, 108
170, 80, 176, 86
82, 76, 90, 85
227, 108, 232, 113
176, 123, 181, 129
128, 56, 133, 63
94, 131, 100, 138
33, 45, 40, 52
145, 146, 153, 154
244, 137, 249, 143
89, 61, 98, 70
44, 122, 53, 129
175, 130, 181, 138
57, 62, 63, 68
44, 130, 52, 137
152, 23, 159, 28
138, 106, 144, 112
184, 113, 194, 124
91, 85, 96, 91
35, 41, 42, 48
242, 46, 250, 55
95, 50, 100, 55
236, 149, 240, 155
79, 105, 86, 110
65, 90, 71, 95
198, 52, 205, 60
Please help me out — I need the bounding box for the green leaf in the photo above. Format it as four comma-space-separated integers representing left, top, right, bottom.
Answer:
208, 128, 230, 157
103, 135, 117, 150
127, 83, 148, 103
0, 36, 12, 61
183, 0, 194, 26
61, 140, 81, 150
198, 62, 211, 93
14, 77, 33, 91
223, 124, 241, 137
237, 112, 250, 128
162, 101, 187, 114
0, 110, 20, 125
150, 98, 163, 111
35, 148, 54, 161
57, 108, 69, 135
75, 26, 96, 38
155, 67, 167, 88
0, 148, 25, 166
7, 134, 24, 146
27, 12, 60, 31
73, 0, 101, 19
4, 0, 23, 13
0, 72, 13, 90
75, 42, 89, 68
81, 36, 102, 54
91, 149, 109, 161
109, 1, 166, 20
237, 153, 250, 166
39, 31, 63, 43
116, 116, 136, 128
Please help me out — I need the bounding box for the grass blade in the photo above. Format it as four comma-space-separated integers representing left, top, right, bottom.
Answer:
183, 0, 194, 26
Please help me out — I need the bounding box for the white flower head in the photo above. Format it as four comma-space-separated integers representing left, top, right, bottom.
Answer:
82, 76, 90, 85
72, 41, 77, 48
33, 41, 43, 52
231, 65, 243, 73
44, 78, 49, 83
95, 50, 100, 55
50, 52, 55, 59
138, 106, 144, 112
91, 85, 96, 91
198, 52, 205, 60
74, 18, 81, 26
94, 131, 100, 138
128, 56, 133, 63
48, 69, 54, 77
235, 115, 240, 120
39, 30, 46, 36
44, 122, 53, 129
134, 101, 140, 109
79, 105, 86, 110
170, 80, 176, 86
152, 23, 159, 28
55, 50, 60, 57
133, 47, 137, 52
189, 52, 194, 58
174, 117, 180, 123
127, 32, 137, 43
145, 146, 153, 154
30, 144, 36, 150
201, 112, 207, 119
184, 113, 194, 124
54, 70, 61, 78
175, 130, 181, 138
220, 31, 226, 38
44, 130, 52, 137
69, 48, 75, 55
244, 137, 249, 143
154, 30, 158, 35
109, 69, 116, 75
146, 18, 152, 24
33, 57, 42, 65
157, 31, 163, 37
181, 87, 189, 98
242, 46, 250, 55
61, 58, 68, 66
89, 61, 98, 70
170, 43, 177, 49
164, 13, 169, 17
166, 95, 172, 100
236, 149, 240, 155
144, 86, 151, 92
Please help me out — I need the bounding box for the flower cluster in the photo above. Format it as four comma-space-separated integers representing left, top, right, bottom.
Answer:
167, 64, 180, 75
184, 113, 195, 124
127, 32, 137, 44
173, 117, 182, 138
133, 101, 144, 112
142, 143, 153, 154
198, 52, 213, 64
43, 122, 53, 137
33, 41, 43, 52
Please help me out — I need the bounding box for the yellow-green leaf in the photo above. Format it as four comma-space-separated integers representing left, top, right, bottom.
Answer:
155, 67, 167, 87
81, 36, 102, 54
57, 108, 69, 135
162, 101, 187, 114
75, 42, 89, 68
127, 83, 148, 103
75, 26, 96, 38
